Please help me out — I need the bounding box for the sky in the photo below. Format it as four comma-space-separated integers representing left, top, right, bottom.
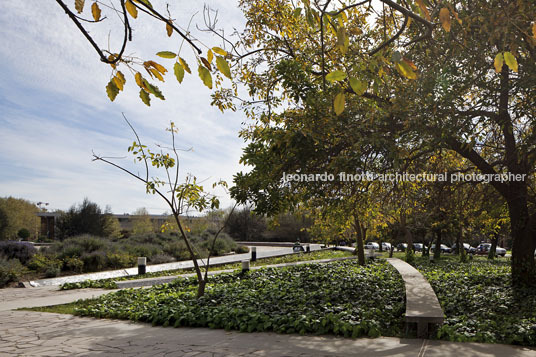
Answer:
0, 0, 249, 215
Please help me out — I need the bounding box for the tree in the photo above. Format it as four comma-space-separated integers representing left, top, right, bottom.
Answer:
225, 207, 267, 241
92, 117, 233, 297
56, 198, 111, 239
0, 197, 39, 240
131, 208, 155, 235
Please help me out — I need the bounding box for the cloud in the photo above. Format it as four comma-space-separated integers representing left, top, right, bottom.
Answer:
0, 0, 250, 214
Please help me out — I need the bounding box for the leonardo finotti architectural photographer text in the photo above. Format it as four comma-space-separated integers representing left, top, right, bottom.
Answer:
282, 172, 527, 183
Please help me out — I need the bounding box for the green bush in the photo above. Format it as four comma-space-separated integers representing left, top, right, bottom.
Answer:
0, 241, 36, 265
17, 228, 31, 240
105, 252, 136, 269
64, 256, 84, 273
235, 245, 249, 254
0, 257, 26, 287
27, 253, 63, 273
81, 251, 107, 272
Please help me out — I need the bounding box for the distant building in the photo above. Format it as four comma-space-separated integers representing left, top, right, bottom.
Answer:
36, 212, 201, 240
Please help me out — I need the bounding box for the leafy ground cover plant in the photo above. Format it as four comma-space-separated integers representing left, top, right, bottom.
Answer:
60, 249, 352, 290
71, 260, 405, 338
414, 257, 536, 346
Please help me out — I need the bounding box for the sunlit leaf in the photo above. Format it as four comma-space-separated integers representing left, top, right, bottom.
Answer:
91, 2, 101, 21
207, 49, 214, 64
415, 0, 430, 21
396, 60, 418, 79
106, 80, 119, 101
494, 53, 504, 73
135, 72, 144, 87
125, 0, 138, 18
174, 62, 184, 83
156, 51, 176, 59
216, 56, 232, 79
75, 0, 85, 14
179, 57, 191, 74
349, 77, 367, 95
212, 47, 227, 56
166, 20, 173, 37
334, 92, 345, 115
149, 68, 164, 82
142, 79, 164, 99
139, 89, 150, 106
198, 64, 213, 89
503, 51, 518, 72
439, 8, 451, 32
326, 70, 346, 82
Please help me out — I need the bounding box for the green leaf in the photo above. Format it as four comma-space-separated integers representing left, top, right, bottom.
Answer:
334, 92, 345, 115
349, 77, 367, 95
179, 57, 191, 74
494, 53, 504, 73
142, 79, 165, 100
139, 89, 151, 106
174, 62, 184, 83
326, 70, 347, 82
503, 51, 518, 72
106, 80, 119, 101
216, 56, 232, 79
198, 64, 213, 89
156, 51, 177, 59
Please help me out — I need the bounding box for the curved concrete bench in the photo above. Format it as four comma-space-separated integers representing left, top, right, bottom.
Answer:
387, 258, 444, 338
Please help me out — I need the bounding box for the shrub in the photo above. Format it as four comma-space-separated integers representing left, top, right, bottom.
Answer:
0, 257, 26, 287
64, 256, 84, 273
0, 241, 36, 265
105, 252, 136, 269
81, 250, 107, 272
235, 245, 249, 254
149, 254, 175, 264
17, 228, 31, 240
27, 254, 63, 274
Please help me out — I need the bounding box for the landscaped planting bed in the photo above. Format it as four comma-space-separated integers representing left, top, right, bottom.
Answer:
72, 260, 405, 337
414, 257, 536, 346
59, 249, 352, 290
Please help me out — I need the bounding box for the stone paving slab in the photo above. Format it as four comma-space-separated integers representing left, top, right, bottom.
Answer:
1, 310, 535, 356
29, 245, 323, 287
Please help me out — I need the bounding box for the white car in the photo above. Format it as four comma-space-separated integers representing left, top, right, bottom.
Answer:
381, 242, 392, 251
365, 242, 380, 250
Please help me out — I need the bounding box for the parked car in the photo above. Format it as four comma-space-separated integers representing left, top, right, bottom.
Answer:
397, 243, 408, 252
364, 242, 380, 250
475, 243, 506, 257
451, 243, 473, 253
381, 242, 392, 251
413, 243, 424, 252
431, 244, 451, 253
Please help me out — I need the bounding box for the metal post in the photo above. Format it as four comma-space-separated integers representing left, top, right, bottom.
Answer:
251, 246, 257, 262
138, 257, 147, 275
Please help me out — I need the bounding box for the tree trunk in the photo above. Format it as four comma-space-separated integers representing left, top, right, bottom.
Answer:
353, 213, 366, 266
434, 230, 442, 260
508, 197, 536, 287
488, 233, 498, 260
197, 279, 206, 298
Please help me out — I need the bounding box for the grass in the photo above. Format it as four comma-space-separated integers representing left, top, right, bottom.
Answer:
60, 249, 353, 290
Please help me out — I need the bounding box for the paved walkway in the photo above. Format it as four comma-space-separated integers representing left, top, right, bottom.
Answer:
29, 245, 322, 287
1, 310, 535, 356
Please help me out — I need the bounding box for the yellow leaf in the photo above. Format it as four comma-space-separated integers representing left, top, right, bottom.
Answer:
113, 75, 124, 91
126, 0, 138, 19
212, 47, 227, 56
147, 61, 167, 74
198, 64, 213, 89
216, 56, 231, 79
533, 23, 536, 38
415, 0, 430, 21
439, 8, 451, 32
179, 57, 191, 74
135, 72, 143, 87
156, 51, 176, 59
494, 53, 504, 73
106, 80, 119, 101
91, 2, 101, 21
149, 68, 164, 82
503, 51, 518, 72
334, 92, 345, 116
166, 20, 173, 37
207, 49, 214, 64
75, 0, 85, 14
396, 60, 418, 79
349, 77, 366, 95
116, 71, 126, 85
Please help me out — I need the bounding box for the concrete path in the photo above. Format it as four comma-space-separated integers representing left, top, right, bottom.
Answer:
29, 245, 323, 287
1, 310, 535, 356
387, 258, 444, 338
